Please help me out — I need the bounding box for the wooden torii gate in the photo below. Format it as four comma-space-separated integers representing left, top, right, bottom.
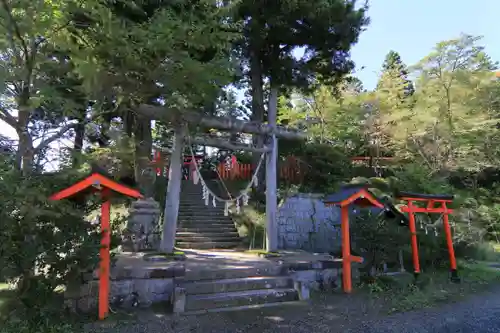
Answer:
137, 102, 305, 253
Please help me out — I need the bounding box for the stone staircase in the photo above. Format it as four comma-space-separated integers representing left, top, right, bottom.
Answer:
174, 266, 305, 314
176, 180, 242, 249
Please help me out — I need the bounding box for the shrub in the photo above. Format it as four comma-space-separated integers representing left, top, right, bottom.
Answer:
0, 159, 102, 323
351, 210, 409, 275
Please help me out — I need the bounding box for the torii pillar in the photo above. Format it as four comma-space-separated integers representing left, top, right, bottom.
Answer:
266, 88, 278, 252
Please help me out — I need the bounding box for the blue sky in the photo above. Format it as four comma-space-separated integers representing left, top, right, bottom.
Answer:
351, 0, 500, 90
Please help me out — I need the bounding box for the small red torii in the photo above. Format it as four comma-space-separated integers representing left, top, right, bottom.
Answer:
396, 191, 459, 282
50, 167, 143, 320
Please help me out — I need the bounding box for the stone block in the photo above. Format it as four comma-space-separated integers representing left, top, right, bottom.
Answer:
173, 287, 186, 313
134, 279, 174, 305
77, 296, 96, 313
294, 281, 310, 300
291, 269, 319, 290
79, 280, 100, 298
288, 262, 313, 272
321, 268, 341, 291
111, 280, 134, 297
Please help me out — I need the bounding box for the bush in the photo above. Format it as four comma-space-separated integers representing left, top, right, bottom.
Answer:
0, 159, 102, 323
351, 210, 409, 275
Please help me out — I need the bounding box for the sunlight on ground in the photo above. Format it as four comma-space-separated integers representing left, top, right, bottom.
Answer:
265, 316, 285, 322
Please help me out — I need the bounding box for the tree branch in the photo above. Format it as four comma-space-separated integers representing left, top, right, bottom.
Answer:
0, 107, 19, 130
33, 121, 82, 153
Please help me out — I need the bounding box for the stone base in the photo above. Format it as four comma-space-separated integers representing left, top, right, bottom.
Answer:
66, 255, 185, 313
286, 259, 358, 292
65, 251, 359, 314
66, 278, 175, 313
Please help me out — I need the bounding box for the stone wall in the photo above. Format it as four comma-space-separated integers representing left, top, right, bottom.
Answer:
277, 194, 341, 253
65, 261, 184, 313
286, 260, 360, 292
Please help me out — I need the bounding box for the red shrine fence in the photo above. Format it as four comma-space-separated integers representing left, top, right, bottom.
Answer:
152, 151, 305, 183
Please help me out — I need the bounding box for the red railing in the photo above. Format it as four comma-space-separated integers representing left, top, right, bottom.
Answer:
216, 163, 304, 182
151, 151, 305, 182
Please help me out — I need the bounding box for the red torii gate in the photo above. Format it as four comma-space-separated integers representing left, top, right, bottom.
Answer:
397, 192, 459, 281
50, 167, 143, 320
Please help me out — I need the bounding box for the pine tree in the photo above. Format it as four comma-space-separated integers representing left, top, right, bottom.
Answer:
377, 50, 415, 97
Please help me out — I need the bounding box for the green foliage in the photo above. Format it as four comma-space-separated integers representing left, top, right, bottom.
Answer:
236, 0, 369, 89
279, 140, 352, 193
351, 210, 408, 274
0, 158, 101, 322
391, 164, 453, 195
378, 50, 414, 97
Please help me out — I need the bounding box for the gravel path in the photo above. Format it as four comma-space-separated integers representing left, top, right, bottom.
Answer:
87, 286, 500, 333
345, 286, 500, 333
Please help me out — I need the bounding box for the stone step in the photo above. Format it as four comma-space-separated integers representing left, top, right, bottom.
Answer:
177, 226, 237, 232
178, 220, 235, 225
185, 288, 299, 312
178, 221, 235, 227
182, 300, 305, 315
176, 231, 240, 238
179, 217, 232, 221
177, 224, 237, 234
179, 216, 232, 222
176, 241, 241, 250
178, 210, 228, 215
182, 276, 293, 295
183, 266, 282, 282
176, 235, 241, 243
178, 201, 226, 206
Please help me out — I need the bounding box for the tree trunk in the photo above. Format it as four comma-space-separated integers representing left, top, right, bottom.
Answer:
17, 94, 34, 175
249, 47, 266, 192
134, 117, 153, 193
72, 122, 85, 167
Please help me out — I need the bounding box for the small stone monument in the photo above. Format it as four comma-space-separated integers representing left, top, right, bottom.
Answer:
123, 198, 161, 252
123, 167, 161, 252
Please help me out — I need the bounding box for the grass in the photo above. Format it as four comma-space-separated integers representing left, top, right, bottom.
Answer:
364, 261, 500, 314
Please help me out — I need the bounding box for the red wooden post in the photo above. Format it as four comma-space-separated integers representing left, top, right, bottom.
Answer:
340, 205, 352, 293
441, 202, 458, 273
407, 201, 421, 275
99, 189, 111, 320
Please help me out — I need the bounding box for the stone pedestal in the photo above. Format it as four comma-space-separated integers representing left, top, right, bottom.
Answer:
123, 198, 161, 252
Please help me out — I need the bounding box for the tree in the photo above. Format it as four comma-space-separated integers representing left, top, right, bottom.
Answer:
409, 34, 499, 172
377, 50, 414, 99
60, 0, 240, 187
0, 0, 95, 174
235, 0, 369, 188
